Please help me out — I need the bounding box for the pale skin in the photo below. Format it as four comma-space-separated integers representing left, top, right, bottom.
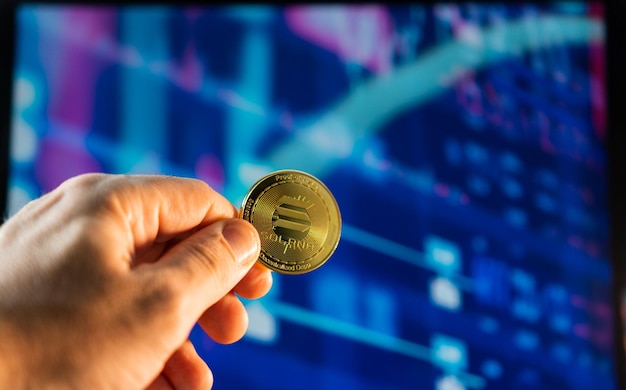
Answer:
0, 173, 273, 389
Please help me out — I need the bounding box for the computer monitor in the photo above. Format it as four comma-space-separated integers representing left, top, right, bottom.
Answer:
1, 2, 624, 389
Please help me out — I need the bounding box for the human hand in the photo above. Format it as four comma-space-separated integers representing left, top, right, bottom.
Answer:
0, 173, 272, 389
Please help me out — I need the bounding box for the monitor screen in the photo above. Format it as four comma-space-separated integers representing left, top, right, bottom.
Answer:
6, 2, 615, 389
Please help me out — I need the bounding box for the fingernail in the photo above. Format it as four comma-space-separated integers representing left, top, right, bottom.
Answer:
222, 220, 259, 266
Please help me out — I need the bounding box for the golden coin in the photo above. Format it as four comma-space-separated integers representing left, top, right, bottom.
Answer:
240, 169, 341, 275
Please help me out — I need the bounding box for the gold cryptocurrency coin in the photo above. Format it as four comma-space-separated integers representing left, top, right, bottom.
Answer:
240, 170, 341, 275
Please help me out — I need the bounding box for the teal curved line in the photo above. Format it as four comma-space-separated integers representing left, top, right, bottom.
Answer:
267, 15, 603, 178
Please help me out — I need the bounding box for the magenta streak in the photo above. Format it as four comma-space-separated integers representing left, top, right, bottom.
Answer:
45, 7, 116, 133
36, 136, 102, 192
170, 41, 203, 92
284, 5, 393, 74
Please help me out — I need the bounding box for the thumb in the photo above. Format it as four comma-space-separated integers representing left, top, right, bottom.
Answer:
150, 218, 261, 323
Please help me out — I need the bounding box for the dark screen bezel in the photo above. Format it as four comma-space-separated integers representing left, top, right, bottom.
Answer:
0, 0, 624, 386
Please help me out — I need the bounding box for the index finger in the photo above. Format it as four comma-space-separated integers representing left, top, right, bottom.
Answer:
62, 173, 238, 254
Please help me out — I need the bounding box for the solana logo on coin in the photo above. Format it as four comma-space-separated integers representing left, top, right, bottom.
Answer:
272, 195, 311, 240
240, 169, 341, 274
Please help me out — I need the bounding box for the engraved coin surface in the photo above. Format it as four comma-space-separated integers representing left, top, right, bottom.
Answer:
240, 170, 341, 274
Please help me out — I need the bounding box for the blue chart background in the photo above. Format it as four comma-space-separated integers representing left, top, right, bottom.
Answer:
8, 3, 613, 390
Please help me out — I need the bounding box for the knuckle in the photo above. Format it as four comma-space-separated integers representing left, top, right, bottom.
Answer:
61, 173, 109, 192
58, 173, 118, 211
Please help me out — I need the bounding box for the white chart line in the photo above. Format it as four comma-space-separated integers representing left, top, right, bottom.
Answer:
341, 223, 476, 291
262, 300, 486, 389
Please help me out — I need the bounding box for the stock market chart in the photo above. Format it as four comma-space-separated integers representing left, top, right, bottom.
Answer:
8, 3, 612, 389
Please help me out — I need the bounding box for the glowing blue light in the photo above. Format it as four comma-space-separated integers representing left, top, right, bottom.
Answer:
10, 117, 39, 163
551, 343, 572, 363
501, 177, 523, 199
244, 301, 279, 344
481, 359, 503, 379
514, 329, 539, 350
500, 151, 523, 173
504, 207, 527, 227
467, 174, 491, 197
436, 375, 466, 390
478, 317, 499, 334
425, 236, 462, 275
430, 277, 463, 311
431, 334, 468, 371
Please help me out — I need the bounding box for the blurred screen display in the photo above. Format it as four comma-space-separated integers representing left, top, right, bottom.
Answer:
8, 3, 613, 389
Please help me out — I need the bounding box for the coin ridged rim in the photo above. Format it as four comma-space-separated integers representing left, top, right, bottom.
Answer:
240, 169, 341, 275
